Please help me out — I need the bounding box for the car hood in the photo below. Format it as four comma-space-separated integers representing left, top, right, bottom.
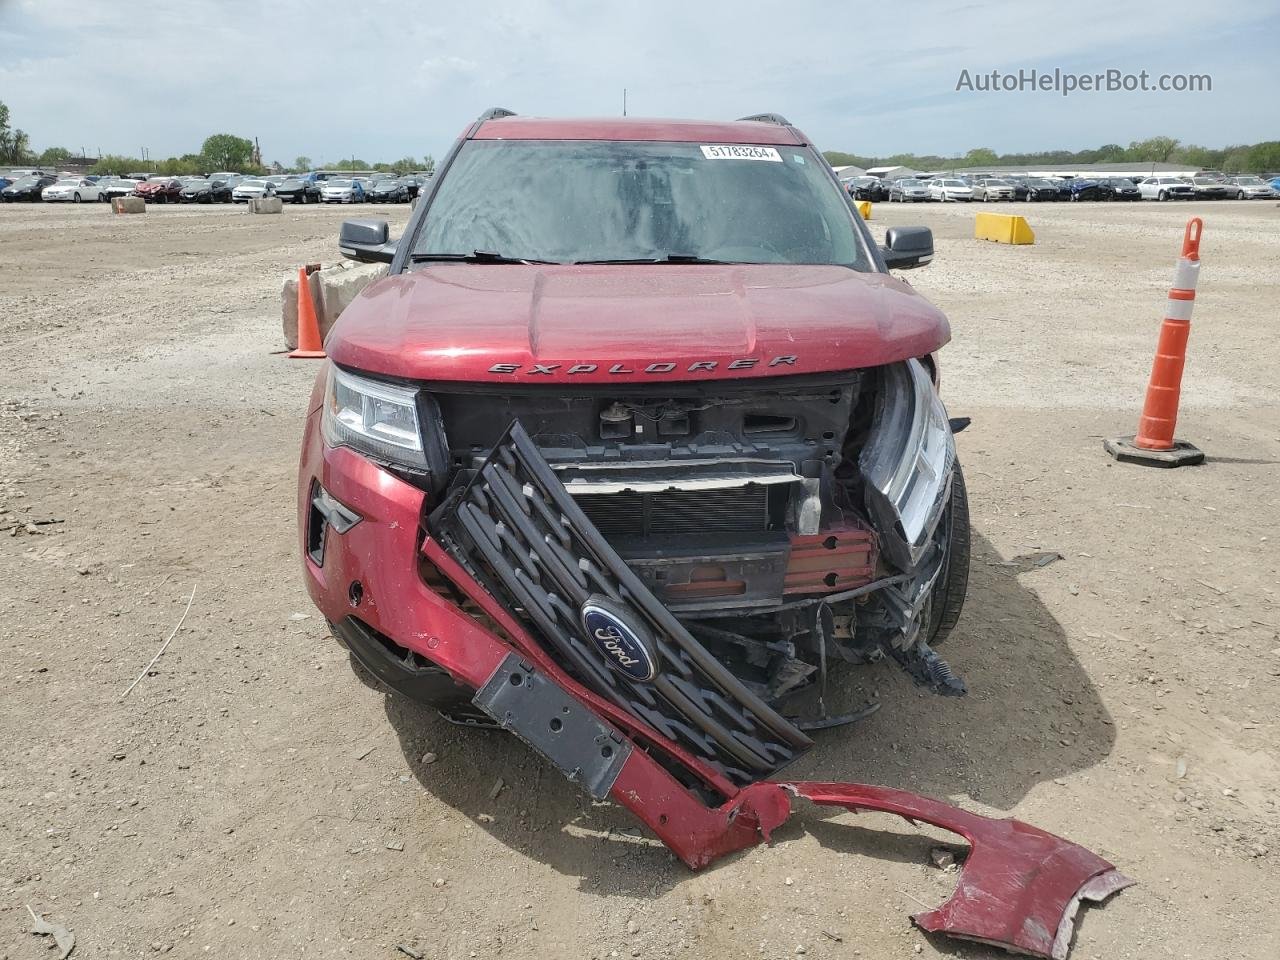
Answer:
329, 263, 951, 384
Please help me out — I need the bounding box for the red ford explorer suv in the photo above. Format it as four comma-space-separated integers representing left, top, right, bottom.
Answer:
297, 109, 967, 839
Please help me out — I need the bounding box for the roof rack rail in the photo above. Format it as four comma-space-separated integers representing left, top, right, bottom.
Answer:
737, 113, 792, 126
477, 107, 517, 122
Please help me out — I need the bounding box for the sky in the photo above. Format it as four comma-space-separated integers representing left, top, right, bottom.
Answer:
1, 0, 1278, 165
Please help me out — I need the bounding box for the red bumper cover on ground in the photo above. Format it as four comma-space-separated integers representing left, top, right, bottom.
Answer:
300, 423, 1131, 958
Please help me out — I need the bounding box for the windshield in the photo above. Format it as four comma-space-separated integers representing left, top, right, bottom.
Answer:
327, 179, 352, 188
413, 140, 868, 267
240, 179, 266, 187
939, 179, 966, 187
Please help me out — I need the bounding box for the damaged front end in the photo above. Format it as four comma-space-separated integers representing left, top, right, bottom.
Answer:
424, 358, 969, 755
302, 359, 1128, 957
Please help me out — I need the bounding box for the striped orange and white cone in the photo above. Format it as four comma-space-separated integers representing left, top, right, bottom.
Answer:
1105, 218, 1206, 467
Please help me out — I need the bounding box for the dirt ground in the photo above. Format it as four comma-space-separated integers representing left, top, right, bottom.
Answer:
1, 198, 1277, 960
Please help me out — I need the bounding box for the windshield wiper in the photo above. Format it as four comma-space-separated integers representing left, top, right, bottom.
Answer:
574, 254, 733, 265
409, 250, 559, 265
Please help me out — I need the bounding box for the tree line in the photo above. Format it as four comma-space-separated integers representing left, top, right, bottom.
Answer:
824, 137, 1280, 174
0, 101, 434, 177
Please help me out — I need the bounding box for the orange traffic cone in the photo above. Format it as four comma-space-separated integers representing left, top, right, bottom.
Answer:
1105, 218, 1205, 467
289, 266, 326, 359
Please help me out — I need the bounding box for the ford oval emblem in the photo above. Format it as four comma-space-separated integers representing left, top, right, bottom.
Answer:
581, 595, 658, 682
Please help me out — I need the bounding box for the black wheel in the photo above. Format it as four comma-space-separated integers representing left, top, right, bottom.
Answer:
1158, 190, 1168, 201
73, 193, 81, 203
928, 462, 970, 646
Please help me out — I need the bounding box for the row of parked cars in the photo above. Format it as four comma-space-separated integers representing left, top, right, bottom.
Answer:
0, 170, 432, 205
844, 172, 1280, 204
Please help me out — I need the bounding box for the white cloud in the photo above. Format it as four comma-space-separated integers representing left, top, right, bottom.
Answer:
0, 0, 1276, 163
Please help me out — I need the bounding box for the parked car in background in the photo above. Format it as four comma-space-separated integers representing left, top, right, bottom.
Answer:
126, 171, 155, 181
275, 177, 321, 204
400, 175, 427, 199
1188, 176, 1231, 200
1057, 178, 1107, 201
134, 177, 183, 203
1228, 175, 1277, 199
1138, 176, 1195, 201
928, 178, 973, 202
232, 178, 276, 202
367, 178, 410, 203
1270, 176, 1280, 192
843, 176, 888, 201
970, 177, 1016, 201
42, 177, 104, 202
0, 177, 10, 192
180, 178, 233, 203
888, 178, 930, 202
1012, 178, 1059, 201
321, 178, 366, 203
3, 174, 58, 201
98, 177, 141, 201
1100, 178, 1141, 201
354, 177, 376, 199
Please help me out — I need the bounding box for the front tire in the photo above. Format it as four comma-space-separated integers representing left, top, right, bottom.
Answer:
928, 463, 970, 645
1158, 190, 1168, 201
73, 193, 82, 203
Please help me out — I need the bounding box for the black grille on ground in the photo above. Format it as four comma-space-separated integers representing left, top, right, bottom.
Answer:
572, 485, 770, 538
429, 422, 812, 786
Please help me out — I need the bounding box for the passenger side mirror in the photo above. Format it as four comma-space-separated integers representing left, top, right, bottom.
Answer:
339, 218, 397, 264
880, 226, 934, 270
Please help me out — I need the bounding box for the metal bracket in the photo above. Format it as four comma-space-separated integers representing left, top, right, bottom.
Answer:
473, 653, 632, 799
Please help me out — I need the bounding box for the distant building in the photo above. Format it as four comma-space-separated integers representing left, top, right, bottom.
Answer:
865, 165, 925, 180
831, 164, 867, 178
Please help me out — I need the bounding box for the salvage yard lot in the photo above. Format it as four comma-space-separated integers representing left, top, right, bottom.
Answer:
1, 201, 1277, 959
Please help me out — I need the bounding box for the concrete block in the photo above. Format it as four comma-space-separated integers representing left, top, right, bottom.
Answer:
282, 261, 386, 350
250, 197, 284, 214
974, 213, 1034, 244
112, 197, 145, 214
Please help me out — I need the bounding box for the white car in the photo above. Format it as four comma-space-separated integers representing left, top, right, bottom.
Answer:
320, 178, 365, 203
928, 178, 974, 202
96, 177, 140, 201
232, 178, 275, 202
1228, 176, 1276, 200
1137, 177, 1195, 201
41, 177, 103, 203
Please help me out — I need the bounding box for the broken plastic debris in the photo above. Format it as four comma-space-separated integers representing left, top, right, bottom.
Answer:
27, 905, 75, 959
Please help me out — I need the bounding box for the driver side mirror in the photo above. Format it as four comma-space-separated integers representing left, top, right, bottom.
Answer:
880, 226, 933, 270
339, 218, 397, 264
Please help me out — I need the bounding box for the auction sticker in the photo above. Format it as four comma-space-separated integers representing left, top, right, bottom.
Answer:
700, 145, 783, 162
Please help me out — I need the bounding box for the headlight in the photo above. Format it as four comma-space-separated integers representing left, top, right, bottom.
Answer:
321, 365, 429, 470
859, 359, 955, 570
